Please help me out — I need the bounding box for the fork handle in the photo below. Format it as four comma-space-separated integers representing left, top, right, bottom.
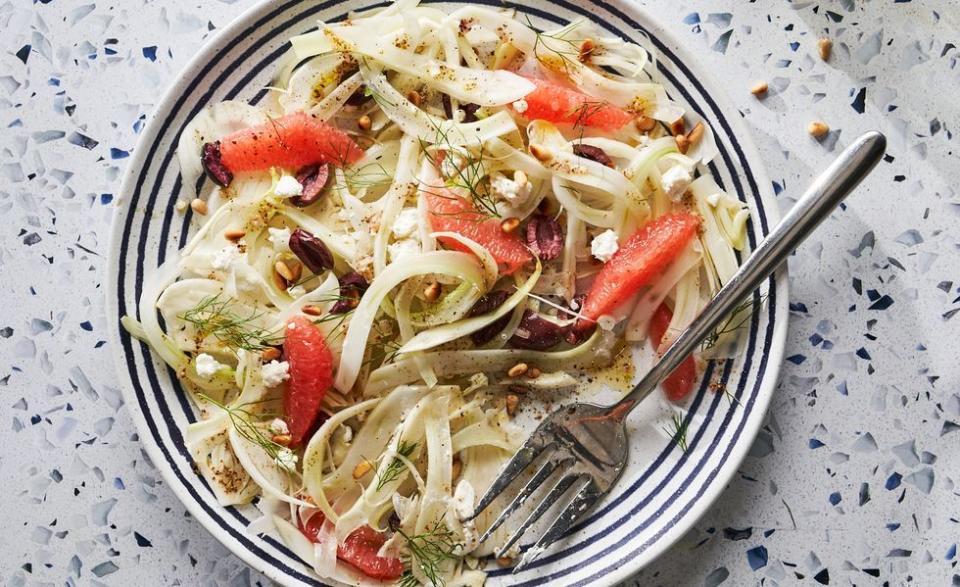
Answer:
613, 131, 887, 416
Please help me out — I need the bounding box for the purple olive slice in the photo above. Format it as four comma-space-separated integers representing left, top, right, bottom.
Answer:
290, 163, 330, 207
289, 228, 334, 275
201, 141, 233, 187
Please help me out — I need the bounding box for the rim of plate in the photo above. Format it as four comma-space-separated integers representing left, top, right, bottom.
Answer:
105, 1, 788, 586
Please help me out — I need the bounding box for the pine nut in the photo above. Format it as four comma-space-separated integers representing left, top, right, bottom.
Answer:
500, 217, 520, 233
224, 229, 246, 242
675, 133, 691, 154
353, 460, 373, 479
808, 120, 829, 139
285, 259, 303, 282
528, 143, 552, 162
190, 198, 208, 215
406, 90, 422, 106
670, 118, 686, 136
686, 122, 705, 149
497, 556, 514, 567
274, 260, 295, 282
357, 115, 372, 131
507, 362, 529, 378
514, 169, 528, 188
635, 116, 656, 132
578, 39, 595, 63
423, 281, 441, 302
818, 38, 832, 61
272, 434, 292, 446
526, 367, 541, 379
505, 394, 520, 417
750, 81, 769, 97
261, 347, 281, 362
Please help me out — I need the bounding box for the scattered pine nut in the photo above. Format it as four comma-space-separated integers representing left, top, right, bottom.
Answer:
528, 143, 552, 162
500, 217, 520, 233
406, 90, 422, 106
497, 556, 514, 568
272, 434, 292, 446
686, 122, 705, 149
505, 394, 520, 417
818, 38, 832, 61
514, 169, 528, 188
272, 269, 288, 291
507, 362, 529, 378
301, 305, 322, 316
750, 81, 769, 97
224, 229, 246, 242
578, 39, 595, 63
353, 460, 373, 479
675, 133, 691, 154
357, 115, 372, 131
285, 259, 303, 282
526, 367, 541, 379
261, 347, 281, 362
190, 198, 208, 215
635, 116, 656, 132
423, 281, 441, 302
274, 260, 295, 282
808, 120, 830, 139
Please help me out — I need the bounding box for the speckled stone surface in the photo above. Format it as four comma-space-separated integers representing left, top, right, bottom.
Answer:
2, 1, 957, 585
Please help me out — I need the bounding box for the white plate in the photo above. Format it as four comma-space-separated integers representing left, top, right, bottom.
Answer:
106, 1, 788, 585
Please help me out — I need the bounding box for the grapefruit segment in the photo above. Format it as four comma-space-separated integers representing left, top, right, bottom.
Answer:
514, 77, 634, 132
219, 112, 363, 173
283, 315, 334, 446
576, 213, 700, 331
649, 303, 698, 401
299, 512, 403, 581
425, 186, 532, 274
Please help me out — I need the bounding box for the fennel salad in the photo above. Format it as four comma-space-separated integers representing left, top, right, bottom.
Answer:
122, 1, 751, 585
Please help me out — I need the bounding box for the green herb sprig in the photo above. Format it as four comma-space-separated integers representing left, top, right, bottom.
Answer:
398, 520, 463, 587
180, 294, 281, 352
376, 440, 419, 491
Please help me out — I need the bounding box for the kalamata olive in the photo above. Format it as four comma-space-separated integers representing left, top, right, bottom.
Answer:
525, 214, 564, 261
289, 228, 334, 274
290, 164, 330, 207
509, 310, 568, 350
566, 321, 595, 345
468, 290, 512, 345
572, 144, 614, 168
441, 94, 453, 119
330, 272, 369, 314
461, 103, 480, 123
568, 293, 587, 313
201, 141, 233, 187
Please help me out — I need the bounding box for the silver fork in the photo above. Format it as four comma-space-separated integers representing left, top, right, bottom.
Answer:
471, 131, 887, 572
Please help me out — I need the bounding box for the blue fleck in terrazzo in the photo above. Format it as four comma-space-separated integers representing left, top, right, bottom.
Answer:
1, 1, 958, 586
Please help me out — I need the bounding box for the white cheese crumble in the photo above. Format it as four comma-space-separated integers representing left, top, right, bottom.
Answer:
274, 175, 303, 197
440, 150, 467, 180
261, 360, 290, 387
661, 165, 693, 201
450, 479, 479, 551
489, 171, 532, 206
512, 99, 529, 113
269, 418, 289, 436
195, 353, 225, 378
392, 208, 420, 239
591, 229, 620, 263
388, 239, 421, 263
287, 285, 307, 298
211, 245, 241, 270
275, 448, 298, 472
268, 227, 291, 251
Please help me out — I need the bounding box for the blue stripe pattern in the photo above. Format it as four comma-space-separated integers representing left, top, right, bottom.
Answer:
111, 0, 783, 585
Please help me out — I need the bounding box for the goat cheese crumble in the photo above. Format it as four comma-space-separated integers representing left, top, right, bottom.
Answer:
211, 245, 242, 270
661, 165, 693, 201
388, 238, 421, 263
591, 229, 620, 262
195, 353, 226, 378
275, 448, 298, 472
268, 227, 291, 251
269, 418, 289, 436
392, 208, 420, 239
490, 170, 532, 206
512, 99, 529, 113
274, 175, 303, 197
261, 360, 290, 387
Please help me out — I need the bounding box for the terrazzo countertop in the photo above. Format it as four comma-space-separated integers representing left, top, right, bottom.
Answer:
2, 1, 958, 585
